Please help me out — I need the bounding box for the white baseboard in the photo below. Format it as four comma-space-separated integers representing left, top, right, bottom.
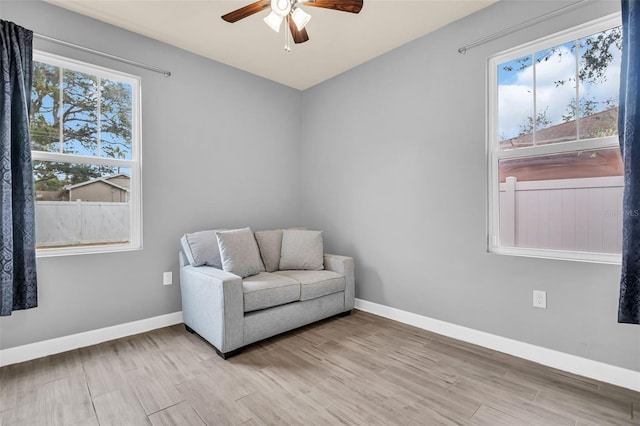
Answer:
0, 311, 183, 367
2, 303, 638, 392
354, 299, 640, 392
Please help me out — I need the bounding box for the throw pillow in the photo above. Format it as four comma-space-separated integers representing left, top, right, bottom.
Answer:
254, 229, 283, 273
279, 230, 324, 271
216, 228, 264, 278
181, 229, 226, 268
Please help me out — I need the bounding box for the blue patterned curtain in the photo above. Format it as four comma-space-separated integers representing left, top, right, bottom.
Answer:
618, 1, 640, 324
0, 20, 37, 316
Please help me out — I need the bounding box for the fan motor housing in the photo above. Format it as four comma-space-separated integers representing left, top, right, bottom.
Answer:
272, 0, 292, 16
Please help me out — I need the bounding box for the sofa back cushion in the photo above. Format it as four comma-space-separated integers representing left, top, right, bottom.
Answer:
181, 230, 226, 268
279, 230, 324, 271
254, 229, 283, 272
216, 228, 265, 278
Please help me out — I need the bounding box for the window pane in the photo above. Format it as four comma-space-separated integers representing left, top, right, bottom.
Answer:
578, 27, 621, 139
498, 55, 534, 149
491, 18, 624, 261
34, 160, 131, 249
100, 78, 133, 160
63, 69, 99, 156
30, 62, 61, 153
498, 148, 623, 254
534, 41, 577, 145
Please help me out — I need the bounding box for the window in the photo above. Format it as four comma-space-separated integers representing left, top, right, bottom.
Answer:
488, 14, 623, 263
30, 51, 141, 256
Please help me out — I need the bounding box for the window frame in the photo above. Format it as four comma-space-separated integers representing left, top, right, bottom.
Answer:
487, 13, 622, 264
32, 50, 143, 257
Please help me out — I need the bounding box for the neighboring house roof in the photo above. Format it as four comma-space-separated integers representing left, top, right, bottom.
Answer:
65, 174, 130, 193
499, 107, 618, 150
498, 108, 622, 182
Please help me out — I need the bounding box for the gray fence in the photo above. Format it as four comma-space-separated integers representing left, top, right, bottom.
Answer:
35, 201, 129, 248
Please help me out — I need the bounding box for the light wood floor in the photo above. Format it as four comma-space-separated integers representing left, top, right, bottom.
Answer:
1, 310, 638, 425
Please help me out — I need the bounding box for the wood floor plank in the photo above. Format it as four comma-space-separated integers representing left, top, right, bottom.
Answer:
175, 373, 253, 425
148, 401, 207, 426
41, 374, 96, 426
1, 309, 638, 426
0, 392, 47, 426
32, 350, 85, 385
68, 415, 100, 425
125, 364, 185, 415
378, 367, 481, 420
383, 349, 459, 386
306, 383, 396, 426
534, 386, 638, 425
93, 389, 151, 426
0, 363, 39, 413
449, 371, 540, 402
236, 388, 330, 425
81, 345, 138, 399
483, 398, 577, 425
470, 405, 531, 426
506, 362, 602, 394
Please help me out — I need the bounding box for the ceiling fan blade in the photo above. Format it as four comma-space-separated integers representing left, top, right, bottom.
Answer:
288, 16, 310, 44
221, 0, 271, 23
302, 0, 363, 14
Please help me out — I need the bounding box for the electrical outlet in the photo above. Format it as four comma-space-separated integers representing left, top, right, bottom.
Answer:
533, 290, 546, 309
163, 271, 172, 286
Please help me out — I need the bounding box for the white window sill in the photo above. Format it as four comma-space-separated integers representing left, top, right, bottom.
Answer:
489, 246, 622, 265
36, 243, 142, 258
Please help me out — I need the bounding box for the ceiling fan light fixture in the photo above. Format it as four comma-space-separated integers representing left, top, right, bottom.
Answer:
291, 7, 311, 31
271, 0, 292, 17
222, 0, 363, 48
264, 11, 283, 32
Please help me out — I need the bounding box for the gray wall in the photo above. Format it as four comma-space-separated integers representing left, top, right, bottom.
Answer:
0, 0, 302, 349
300, 0, 640, 372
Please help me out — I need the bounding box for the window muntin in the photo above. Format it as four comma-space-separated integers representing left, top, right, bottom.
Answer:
489, 14, 623, 263
31, 51, 141, 256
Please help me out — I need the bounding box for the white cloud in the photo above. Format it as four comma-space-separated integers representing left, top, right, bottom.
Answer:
498, 43, 620, 141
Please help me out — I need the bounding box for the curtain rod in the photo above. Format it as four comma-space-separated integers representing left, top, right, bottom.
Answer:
33, 33, 172, 77
458, 0, 592, 54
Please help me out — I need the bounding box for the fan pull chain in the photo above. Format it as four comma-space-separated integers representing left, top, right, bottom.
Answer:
284, 15, 291, 52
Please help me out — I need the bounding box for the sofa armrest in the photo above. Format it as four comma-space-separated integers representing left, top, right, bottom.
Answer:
324, 254, 355, 311
179, 264, 244, 353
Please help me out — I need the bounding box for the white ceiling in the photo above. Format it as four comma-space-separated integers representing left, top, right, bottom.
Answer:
44, 0, 497, 90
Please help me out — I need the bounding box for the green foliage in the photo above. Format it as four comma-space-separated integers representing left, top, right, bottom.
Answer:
32, 161, 117, 196
30, 62, 132, 193
503, 27, 621, 85
519, 107, 552, 135
579, 27, 622, 84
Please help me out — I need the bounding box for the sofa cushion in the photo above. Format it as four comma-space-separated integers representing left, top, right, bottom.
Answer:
216, 228, 265, 278
279, 230, 324, 271
274, 270, 345, 301
254, 229, 283, 273
242, 272, 301, 312
181, 229, 226, 268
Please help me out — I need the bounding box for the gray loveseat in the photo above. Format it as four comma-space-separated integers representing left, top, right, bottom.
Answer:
179, 228, 354, 358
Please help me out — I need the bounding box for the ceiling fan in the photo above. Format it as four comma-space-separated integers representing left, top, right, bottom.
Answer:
222, 0, 363, 51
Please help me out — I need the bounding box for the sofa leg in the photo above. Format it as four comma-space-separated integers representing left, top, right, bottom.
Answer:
215, 347, 243, 360
185, 324, 195, 334
337, 310, 352, 317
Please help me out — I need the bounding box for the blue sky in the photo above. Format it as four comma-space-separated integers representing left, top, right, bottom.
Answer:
497, 32, 620, 142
